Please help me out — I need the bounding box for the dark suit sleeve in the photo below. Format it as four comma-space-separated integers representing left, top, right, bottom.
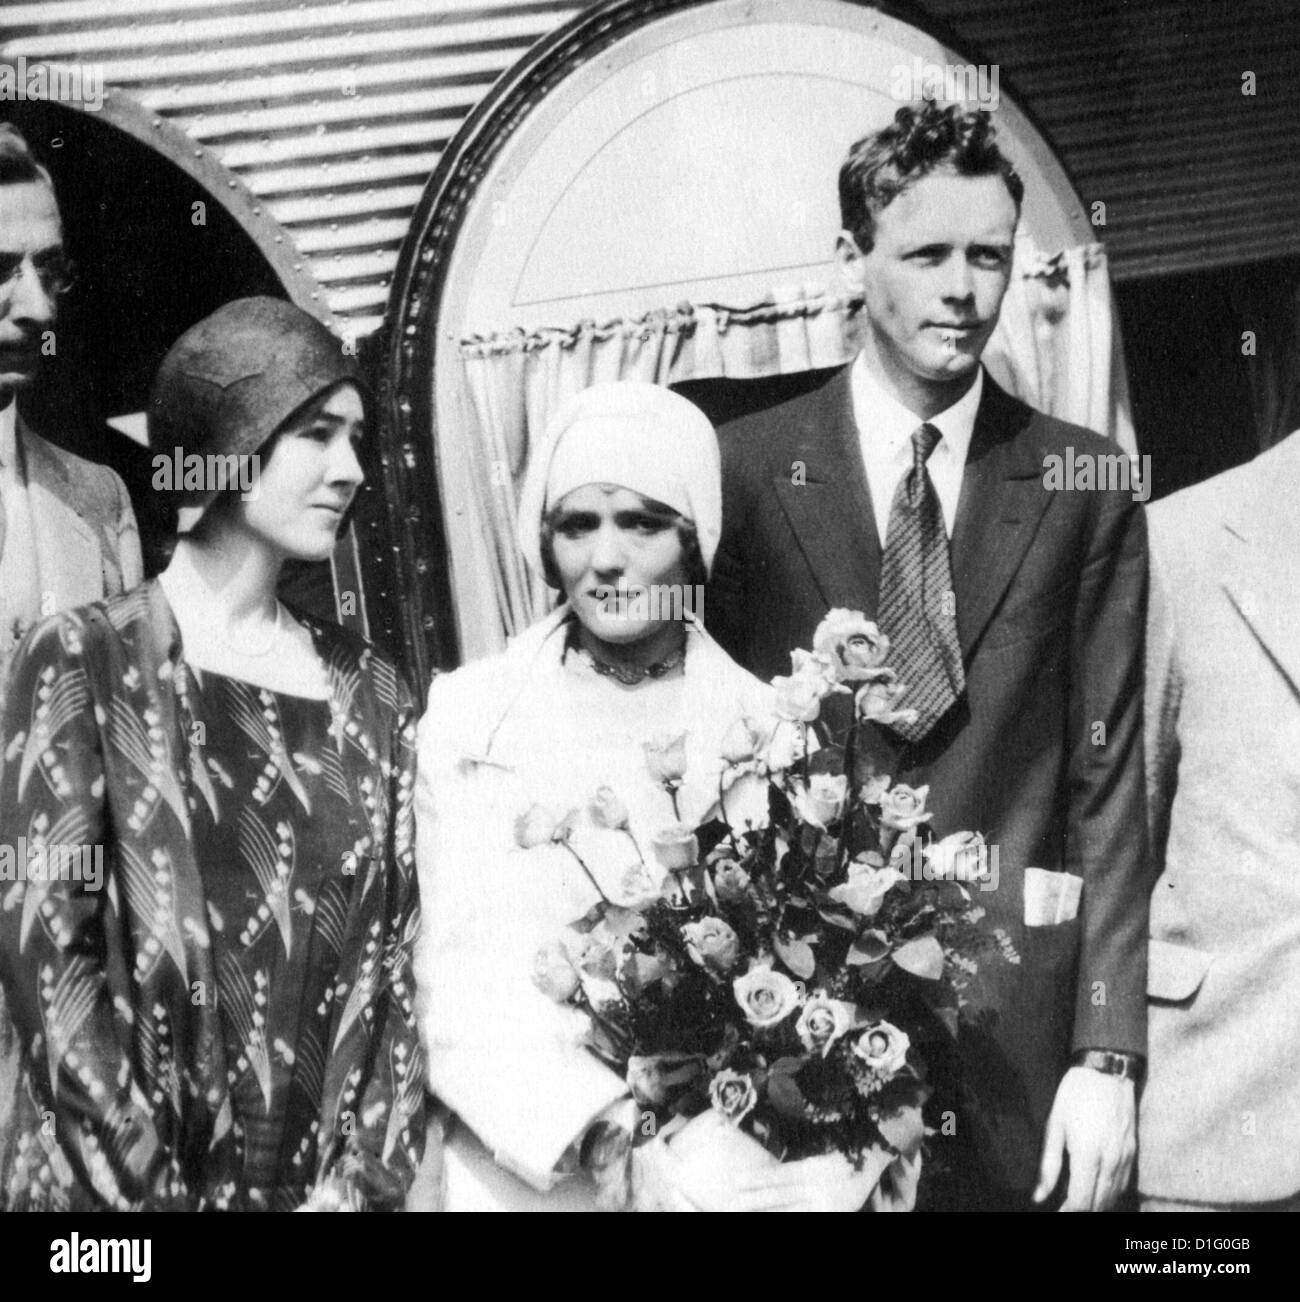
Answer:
1065, 484, 1151, 1057
704, 422, 752, 665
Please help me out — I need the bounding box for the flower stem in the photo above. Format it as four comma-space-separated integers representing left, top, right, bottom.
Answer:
837, 721, 859, 871
561, 840, 611, 904
716, 770, 736, 835
621, 826, 646, 864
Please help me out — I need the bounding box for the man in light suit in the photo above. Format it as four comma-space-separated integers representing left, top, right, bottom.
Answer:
0, 122, 142, 1170
0, 125, 142, 677
707, 102, 1149, 1209
1141, 429, 1300, 1211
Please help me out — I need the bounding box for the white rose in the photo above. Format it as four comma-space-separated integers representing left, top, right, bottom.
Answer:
853, 1021, 911, 1078
732, 966, 802, 1028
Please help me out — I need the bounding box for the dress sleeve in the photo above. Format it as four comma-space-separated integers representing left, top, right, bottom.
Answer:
0, 612, 179, 1209
412, 672, 628, 1192
316, 667, 428, 1211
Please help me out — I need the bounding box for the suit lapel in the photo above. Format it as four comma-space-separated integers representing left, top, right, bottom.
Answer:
1221, 473, 1300, 698
22, 420, 104, 609
950, 379, 1053, 656
770, 368, 883, 614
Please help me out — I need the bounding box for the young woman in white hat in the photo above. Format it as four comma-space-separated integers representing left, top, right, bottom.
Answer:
413, 381, 896, 1211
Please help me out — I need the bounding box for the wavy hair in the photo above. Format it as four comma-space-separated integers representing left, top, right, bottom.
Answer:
839, 100, 1023, 253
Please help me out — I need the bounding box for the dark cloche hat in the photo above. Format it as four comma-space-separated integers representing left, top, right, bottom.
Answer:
149, 296, 365, 526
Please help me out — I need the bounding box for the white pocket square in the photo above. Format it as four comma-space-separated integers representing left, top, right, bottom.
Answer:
1023, 867, 1083, 925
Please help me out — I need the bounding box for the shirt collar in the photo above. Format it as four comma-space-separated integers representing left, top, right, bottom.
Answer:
0, 396, 16, 468
850, 353, 983, 461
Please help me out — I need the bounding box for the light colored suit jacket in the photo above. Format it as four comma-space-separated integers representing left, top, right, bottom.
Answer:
8, 415, 143, 610
1140, 430, 1300, 1203
0, 414, 143, 1177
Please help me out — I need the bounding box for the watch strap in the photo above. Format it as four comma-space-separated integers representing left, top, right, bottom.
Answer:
1070, 1048, 1144, 1082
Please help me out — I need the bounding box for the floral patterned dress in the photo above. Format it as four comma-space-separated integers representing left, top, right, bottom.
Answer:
0, 582, 425, 1210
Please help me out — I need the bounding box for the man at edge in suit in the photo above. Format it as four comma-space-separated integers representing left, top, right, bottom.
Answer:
1140, 430, 1300, 1212
707, 102, 1149, 1210
0, 121, 143, 1177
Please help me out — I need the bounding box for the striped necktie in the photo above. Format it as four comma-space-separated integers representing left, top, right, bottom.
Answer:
875, 422, 965, 742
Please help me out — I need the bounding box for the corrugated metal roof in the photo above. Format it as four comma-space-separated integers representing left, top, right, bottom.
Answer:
3, 0, 1296, 321
1, 0, 581, 335
918, 0, 1300, 281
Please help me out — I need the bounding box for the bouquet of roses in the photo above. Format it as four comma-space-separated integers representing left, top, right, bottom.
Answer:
531, 609, 1018, 1200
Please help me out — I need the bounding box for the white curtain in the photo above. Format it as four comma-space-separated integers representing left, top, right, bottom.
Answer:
984, 237, 1136, 451
453, 241, 1133, 657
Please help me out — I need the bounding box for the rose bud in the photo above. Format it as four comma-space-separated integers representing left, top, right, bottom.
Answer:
713, 861, 754, 903
879, 783, 931, 832
765, 719, 807, 771
790, 648, 842, 693
772, 671, 823, 723
925, 831, 990, 883
651, 823, 699, 871
532, 940, 581, 1002
854, 668, 903, 716
589, 785, 630, 830
793, 772, 849, 828
643, 732, 689, 784
719, 716, 766, 766
812, 608, 891, 682
859, 774, 892, 805
616, 861, 664, 910
682, 917, 741, 973
709, 1069, 758, 1125
829, 863, 906, 917
514, 803, 564, 849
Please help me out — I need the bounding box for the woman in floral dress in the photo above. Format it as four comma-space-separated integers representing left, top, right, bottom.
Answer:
0, 298, 425, 1211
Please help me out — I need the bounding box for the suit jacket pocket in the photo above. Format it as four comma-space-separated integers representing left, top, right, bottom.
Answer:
1019, 916, 1082, 976
1147, 937, 1212, 1003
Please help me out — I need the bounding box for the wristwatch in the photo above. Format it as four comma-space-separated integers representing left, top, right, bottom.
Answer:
1070, 1048, 1144, 1082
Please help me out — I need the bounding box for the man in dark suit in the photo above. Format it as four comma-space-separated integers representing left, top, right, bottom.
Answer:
707, 103, 1149, 1210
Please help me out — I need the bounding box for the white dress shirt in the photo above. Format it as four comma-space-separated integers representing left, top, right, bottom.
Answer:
0, 398, 42, 660
849, 355, 984, 546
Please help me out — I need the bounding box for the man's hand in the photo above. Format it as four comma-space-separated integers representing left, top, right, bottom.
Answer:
1033, 1066, 1136, 1211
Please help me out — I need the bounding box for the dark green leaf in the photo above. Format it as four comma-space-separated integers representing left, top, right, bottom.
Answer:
892, 935, 944, 980
847, 930, 890, 965
766, 1072, 807, 1119
774, 934, 816, 979
817, 906, 859, 931
877, 1104, 925, 1158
